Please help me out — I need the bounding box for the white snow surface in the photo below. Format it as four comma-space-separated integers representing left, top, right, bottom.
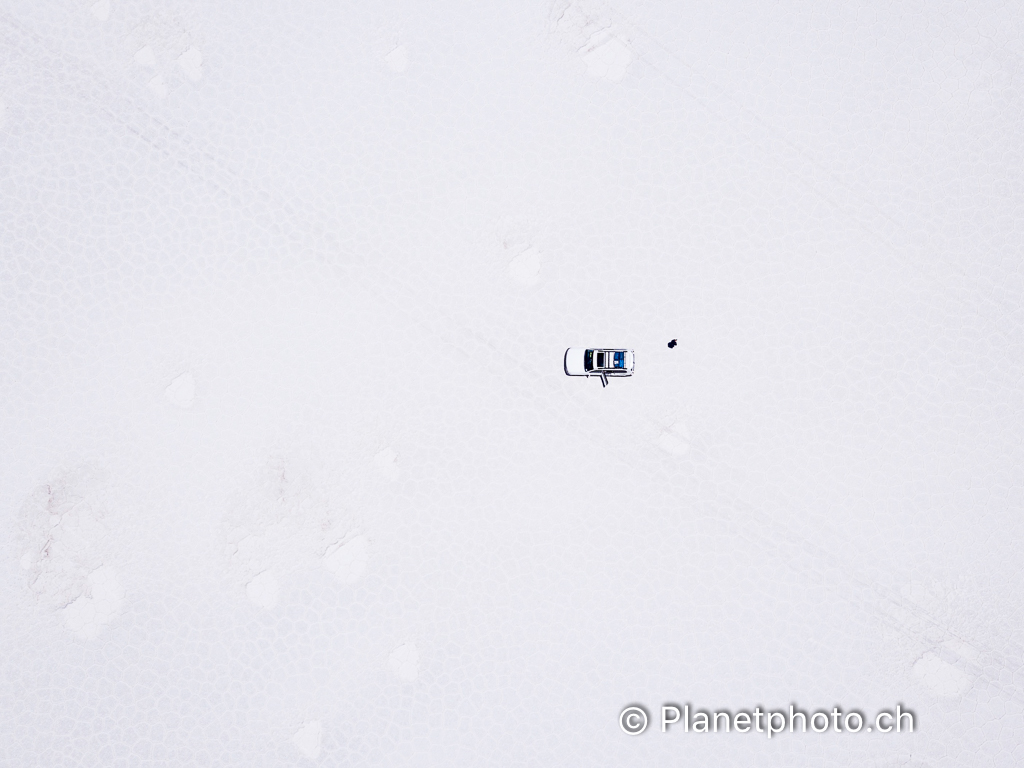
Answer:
507, 245, 542, 286
292, 720, 323, 760
164, 370, 196, 408
388, 642, 420, 683
245, 569, 280, 610
1, 1, 1023, 765
385, 45, 409, 74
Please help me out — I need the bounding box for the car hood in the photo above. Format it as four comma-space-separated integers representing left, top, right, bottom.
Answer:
564, 348, 586, 375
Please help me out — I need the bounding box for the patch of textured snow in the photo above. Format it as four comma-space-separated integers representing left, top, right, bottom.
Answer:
942, 639, 981, 665
133, 45, 156, 68
388, 642, 419, 682
899, 579, 967, 627
225, 459, 356, 605
165, 372, 195, 408
914, 652, 972, 698
901, 581, 933, 604
63, 565, 124, 639
177, 47, 203, 82
229, 517, 334, 583
147, 75, 168, 99
89, 0, 110, 22
385, 45, 408, 73
508, 246, 541, 286
657, 423, 690, 456
292, 720, 322, 760
19, 469, 130, 637
245, 570, 280, 610
373, 446, 399, 481
578, 28, 631, 82
322, 534, 369, 584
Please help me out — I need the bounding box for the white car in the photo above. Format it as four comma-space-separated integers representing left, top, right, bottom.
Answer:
564, 347, 635, 387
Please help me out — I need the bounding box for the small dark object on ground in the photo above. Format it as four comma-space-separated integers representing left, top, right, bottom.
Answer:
667, 339, 678, 348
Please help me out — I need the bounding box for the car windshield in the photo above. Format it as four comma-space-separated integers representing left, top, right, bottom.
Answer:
584, 350, 594, 371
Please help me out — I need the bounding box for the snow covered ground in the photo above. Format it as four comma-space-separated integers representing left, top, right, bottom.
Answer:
2, 1, 1022, 765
